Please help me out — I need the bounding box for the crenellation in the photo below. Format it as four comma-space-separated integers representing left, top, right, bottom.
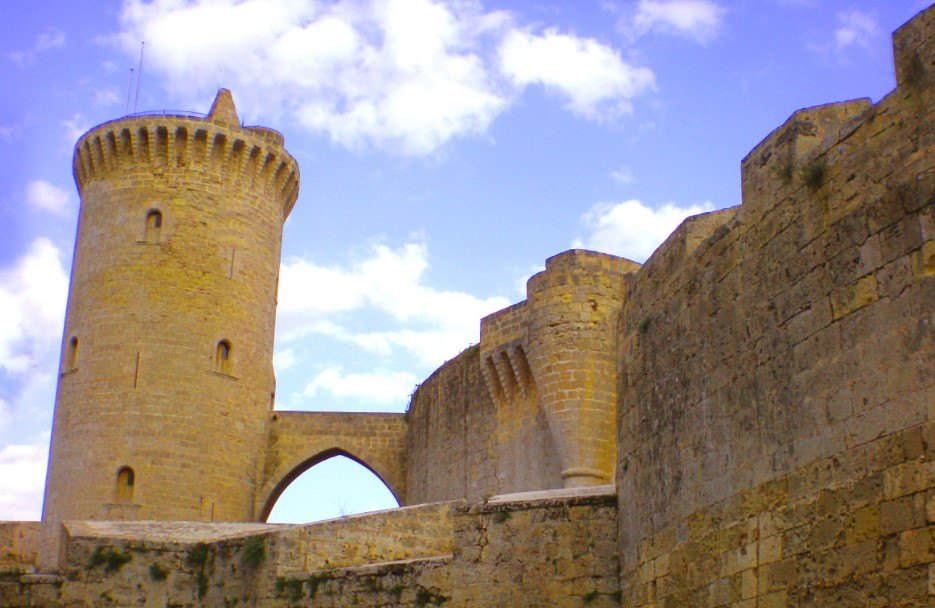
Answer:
117, 127, 132, 161
136, 124, 150, 167
894, 3, 935, 90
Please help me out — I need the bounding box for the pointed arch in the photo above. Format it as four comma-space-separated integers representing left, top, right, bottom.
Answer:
258, 448, 399, 522
258, 411, 408, 521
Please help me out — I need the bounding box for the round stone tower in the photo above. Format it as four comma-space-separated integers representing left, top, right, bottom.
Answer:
39, 90, 298, 568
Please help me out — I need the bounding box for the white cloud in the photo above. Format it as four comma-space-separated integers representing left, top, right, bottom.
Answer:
93, 88, 121, 107
62, 114, 90, 151
499, 28, 655, 120
278, 240, 509, 367
9, 27, 67, 66
115, 0, 654, 154
631, 0, 725, 44
832, 10, 878, 51
572, 199, 713, 262
273, 348, 297, 372
303, 366, 418, 408
26, 180, 73, 217
0, 125, 18, 142
0, 239, 70, 375
35, 28, 66, 51
0, 241, 66, 519
808, 10, 879, 57
0, 441, 48, 520
610, 165, 635, 184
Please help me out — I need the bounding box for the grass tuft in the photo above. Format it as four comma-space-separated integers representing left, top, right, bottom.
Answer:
803, 160, 826, 192
241, 536, 265, 567
149, 562, 169, 581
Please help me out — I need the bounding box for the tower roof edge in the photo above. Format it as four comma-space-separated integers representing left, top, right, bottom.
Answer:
208, 88, 240, 125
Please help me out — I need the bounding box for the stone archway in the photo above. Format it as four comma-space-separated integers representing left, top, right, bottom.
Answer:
258, 447, 400, 522
257, 411, 408, 520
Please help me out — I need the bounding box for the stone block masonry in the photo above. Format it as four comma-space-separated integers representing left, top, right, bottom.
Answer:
616, 5, 935, 605
619, 424, 935, 607
0, 522, 38, 571
0, 490, 616, 608
406, 345, 500, 504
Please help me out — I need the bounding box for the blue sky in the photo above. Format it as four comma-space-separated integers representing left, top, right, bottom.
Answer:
0, 0, 928, 523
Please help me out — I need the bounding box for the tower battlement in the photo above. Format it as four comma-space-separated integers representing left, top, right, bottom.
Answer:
72, 90, 298, 217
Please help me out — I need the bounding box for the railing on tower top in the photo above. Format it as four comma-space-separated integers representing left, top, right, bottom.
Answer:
124, 110, 262, 129
124, 110, 209, 120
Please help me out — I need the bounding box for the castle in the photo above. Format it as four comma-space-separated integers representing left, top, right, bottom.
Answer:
0, 5, 933, 607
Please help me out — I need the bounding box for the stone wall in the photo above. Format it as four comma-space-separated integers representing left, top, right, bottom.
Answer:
259, 487, 619, 608
406, 346, 499, 504
448, 487, 619, 607
0, 522, 38, 570
616, 6, 934, 605
622, 424, 934, 607
0, 490, 615, 608
265, 557, 453, 608
271, 501, 454, 573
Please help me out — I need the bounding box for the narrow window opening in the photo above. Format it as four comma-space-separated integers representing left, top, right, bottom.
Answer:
66, 336, 78, 370
216, 339, 232, 374
145, 210, 163, 242
116, 467, 135, 503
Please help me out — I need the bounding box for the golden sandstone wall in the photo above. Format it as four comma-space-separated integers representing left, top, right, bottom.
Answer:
615, 8, 934, 606
0, 522, 38, 570
405, 347, 500, 504
2, 490, 618, 607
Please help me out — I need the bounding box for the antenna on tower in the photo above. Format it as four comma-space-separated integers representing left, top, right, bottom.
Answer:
125, 68, 135, 115
133, 41, 145, 113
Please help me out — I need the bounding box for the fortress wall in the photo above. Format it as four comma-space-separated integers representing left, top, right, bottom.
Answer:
15, 527, 277, 607
1, 493, 614, 607
0, 522, 38, 570
448, 489, 619, 608
264, 489, 618, 607
405, 346, 499, 504
273, 501, 455, 573
480, 300, 528, 347
616, 7, 934, 605
2, 505, 453, 606
265, 558, 454, 607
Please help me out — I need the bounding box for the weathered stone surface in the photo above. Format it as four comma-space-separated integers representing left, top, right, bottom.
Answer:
615, 4, 935, 605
